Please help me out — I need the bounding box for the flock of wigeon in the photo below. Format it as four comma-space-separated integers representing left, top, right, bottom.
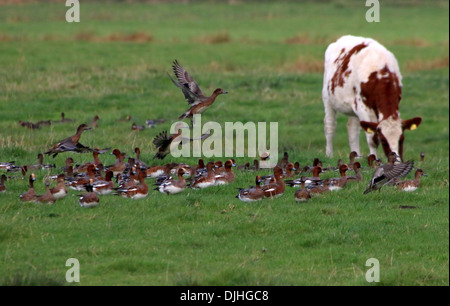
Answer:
0, 60, 427, 207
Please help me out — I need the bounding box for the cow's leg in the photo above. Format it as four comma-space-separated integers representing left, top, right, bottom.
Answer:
324, 103, 337, 157
365, 132, 378, 158
347, 116, 361, 156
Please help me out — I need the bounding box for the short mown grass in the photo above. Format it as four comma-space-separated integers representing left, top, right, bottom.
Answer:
0, 1, 448, 286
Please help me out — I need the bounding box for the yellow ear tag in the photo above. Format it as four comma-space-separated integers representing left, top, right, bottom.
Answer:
410, 124, 417, 130
366, 127, 375, 134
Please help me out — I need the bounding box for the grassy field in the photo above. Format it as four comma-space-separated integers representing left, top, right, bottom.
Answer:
0, 1, 448, 286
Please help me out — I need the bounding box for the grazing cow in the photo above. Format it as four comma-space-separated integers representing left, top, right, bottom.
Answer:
322, 35, 422, 160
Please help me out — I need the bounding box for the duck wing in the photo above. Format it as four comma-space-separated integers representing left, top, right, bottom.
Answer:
172, 60, 205, 101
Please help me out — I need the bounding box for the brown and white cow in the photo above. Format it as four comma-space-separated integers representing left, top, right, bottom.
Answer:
322, 35, 421, 161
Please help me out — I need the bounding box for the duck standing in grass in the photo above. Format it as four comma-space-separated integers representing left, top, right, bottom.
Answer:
169, 59, 228, 127
364, 153, 414, 194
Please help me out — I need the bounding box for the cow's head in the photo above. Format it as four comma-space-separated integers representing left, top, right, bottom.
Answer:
360, 117, 422, 161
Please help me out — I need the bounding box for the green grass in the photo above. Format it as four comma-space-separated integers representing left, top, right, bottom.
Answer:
0, 1, 448, 286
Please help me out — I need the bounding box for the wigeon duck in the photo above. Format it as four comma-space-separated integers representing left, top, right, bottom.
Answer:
116, 167, 138, 190
184, 159, 205, 178
134, 147, 148, 170
35, 181, 57, 204
114, 171, 149, 199
58, 112, 75, 123
89, 115, 100, 129
75, 149, 104, 173
262, 166, 285, 198
169, 60, 228, 127
1, 161, 18, 171
303, 158, 323, 173
277, 152, 289, 169
237, 161, 250, 170
68, 164, 97, 191
287, 165, 325, 188
420, 152, 425, 162
367, 154, 380, 168
307, 178, 331, 195
20, 165, 28, 178
248, 159, 260, 171
61, 157, 75, 172
346, 162, 363, 183
190, 162, 216, 189
364, 153, 414, 194
146, 163, 171, 178
18, 120, 40, 129
131, 122, 146, 131
395, 169, 426, 192
284, 162, 296, 178
294, 178, 311, 202
78, 180, 100, 208
155, 168, 187, 195
19, 173, 37, 202
214, 160, 224, 173
214, 160, 236, 185
348, 151, 360, 168
118, 115, 132, 122
0, 174, 7, 193
323, 164, 349, 191
50, 174, 68, 199
170, 162, 192, 176
65, 165, 75, 179
294, 162, 302, 175
105, 149, 127, 176
302, 166, 323, 186
236, 175, 265, 202
145, 118, 166, 128
152, 124, 184, 160
44, 124, 92, 158
322, 159, 342, 172
27, 153, 56, 170
92, 170, 115, 195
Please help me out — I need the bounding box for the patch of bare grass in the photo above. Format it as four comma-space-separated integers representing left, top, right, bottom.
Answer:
194, 31, 231, 44
287, 56, 324, 73
404, 55, 449, 72
285, 33, 336, 46
74, 31, 153, 43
